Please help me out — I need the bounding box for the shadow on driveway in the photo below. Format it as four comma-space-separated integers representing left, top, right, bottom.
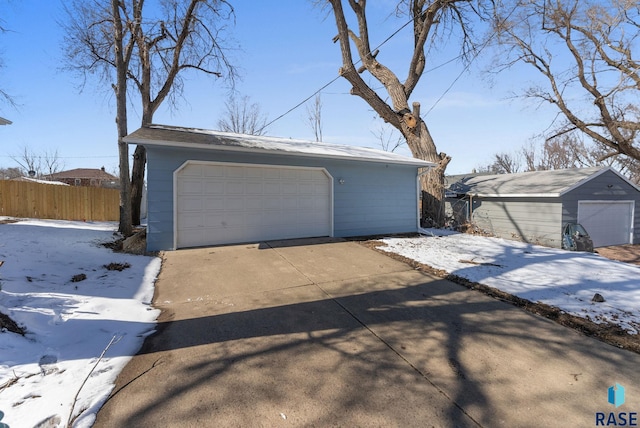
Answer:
94, 240, 640, 427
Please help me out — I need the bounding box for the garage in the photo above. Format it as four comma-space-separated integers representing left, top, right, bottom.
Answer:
578, 201, 634, 247
124, 125, 433, 251
176, 161, 332, 248
445, 167, 640, 249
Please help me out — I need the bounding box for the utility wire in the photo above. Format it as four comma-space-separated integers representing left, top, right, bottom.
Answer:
0, 155, 117, 159
263, 4, 515, 131
260, 14, 416, 132
260, 76, 341, 132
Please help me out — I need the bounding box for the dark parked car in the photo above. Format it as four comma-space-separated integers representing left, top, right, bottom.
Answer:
562, 223, 594, 252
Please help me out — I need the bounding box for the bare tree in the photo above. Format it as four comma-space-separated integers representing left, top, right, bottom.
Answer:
305, 93, 323, 142
0, 13, 16, 112
493, 0, 640, 166
63, 0, 237, 232
0, 167, 21, 179
492, 151, 522, 174
372, 123, 404, 153
322, 0, 490, 226
217, 95, 268, 135
11, 146, 41, 177
480, 134, 640, 183
41, 148, 65, 177
10, 146, 65, 178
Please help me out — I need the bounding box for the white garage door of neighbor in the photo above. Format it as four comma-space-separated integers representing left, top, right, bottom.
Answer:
176, 162, 332, 248
577, 201, 634, 247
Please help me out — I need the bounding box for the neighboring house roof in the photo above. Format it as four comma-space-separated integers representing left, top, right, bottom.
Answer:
124, 124, 435, 167
11, 177, 69, 186
449, 166, 639, 197
47, 168, 118, 181
0, 117, 12, 125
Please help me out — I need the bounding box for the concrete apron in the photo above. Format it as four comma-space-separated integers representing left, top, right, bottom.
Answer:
94, 238, 640, 427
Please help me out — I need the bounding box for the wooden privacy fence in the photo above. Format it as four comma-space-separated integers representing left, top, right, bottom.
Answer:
0, 180, 120, 221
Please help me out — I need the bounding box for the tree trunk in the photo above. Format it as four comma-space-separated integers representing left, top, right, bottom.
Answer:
113, 0, 132, 237
117, 137, 132, 235
130, 145, 146, 226
403, 114, 451, 227
421, 164, 448, 227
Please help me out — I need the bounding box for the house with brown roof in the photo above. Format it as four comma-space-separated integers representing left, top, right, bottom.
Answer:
46, 167, 119, 188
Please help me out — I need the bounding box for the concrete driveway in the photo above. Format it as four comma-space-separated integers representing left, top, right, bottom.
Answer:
94, 238, 640, 427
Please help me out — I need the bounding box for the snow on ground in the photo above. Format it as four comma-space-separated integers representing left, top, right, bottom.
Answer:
1, 220, 638, 427
0, 218, 160, 428
380, 228, 640, 335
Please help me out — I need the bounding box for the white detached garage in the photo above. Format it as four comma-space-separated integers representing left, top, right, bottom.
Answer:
125, 125, 433, 251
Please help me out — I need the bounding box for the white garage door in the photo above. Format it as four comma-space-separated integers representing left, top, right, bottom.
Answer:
577, 201, 634, 247
176, 162, 332, 248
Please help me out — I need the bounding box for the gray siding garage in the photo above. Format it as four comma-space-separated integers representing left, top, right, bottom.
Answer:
125, 125, 433, 251
447, 167, 640, 248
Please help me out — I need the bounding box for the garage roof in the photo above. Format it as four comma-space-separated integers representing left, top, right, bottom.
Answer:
124, 125, 434, 167
449, 166, 639, 197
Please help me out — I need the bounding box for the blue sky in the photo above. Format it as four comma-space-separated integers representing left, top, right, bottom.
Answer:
0, 0, 559, 175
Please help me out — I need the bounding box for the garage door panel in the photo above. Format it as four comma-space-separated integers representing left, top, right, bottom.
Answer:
278, 169, 296, 180
178, 212, 203, 229
202, 213, 226, 227
181, 164, 203, 177
263, 182, 281, 195
203, 167, 223, 178
177, 178, 203, 194
314, 183, 330, 194
245, 180, 264, 195
282, 183, 299, 194
202, 197, 225, 210
224, 197, 246, 211
263, 197, 283, 210
245, 168, 263, 179
225, 180, 245, 194
225, 166, 246, 178
281, 198, 299, 210
578, 201, 633, 247
245, 211, 263, 225
244, 197, 265, 210
177, 163, 331, 248
298, 182, 315, 193
178, 196, 203, 211
298, 198, 315, 210
203, 181, 225, 195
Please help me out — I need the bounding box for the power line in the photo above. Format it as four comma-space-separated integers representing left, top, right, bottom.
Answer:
262, 13, 416, 131
262, 9, 474, 131
0, 155, 117, 159
260, 76, 341, 131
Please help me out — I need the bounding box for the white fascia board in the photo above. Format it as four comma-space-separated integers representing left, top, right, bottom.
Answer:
124, 136, 434, 168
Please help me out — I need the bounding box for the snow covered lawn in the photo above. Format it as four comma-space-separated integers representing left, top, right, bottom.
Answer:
0, 219, 160, 428
379, 229, 640, 335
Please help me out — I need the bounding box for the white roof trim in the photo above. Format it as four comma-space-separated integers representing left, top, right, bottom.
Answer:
124, 125, 434, 167
0, 117, 12, 125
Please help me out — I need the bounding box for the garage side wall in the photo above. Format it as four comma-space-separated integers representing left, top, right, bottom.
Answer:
145, 147, 419, 250
561, 169, 640, 244
470, 197, 563, 247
